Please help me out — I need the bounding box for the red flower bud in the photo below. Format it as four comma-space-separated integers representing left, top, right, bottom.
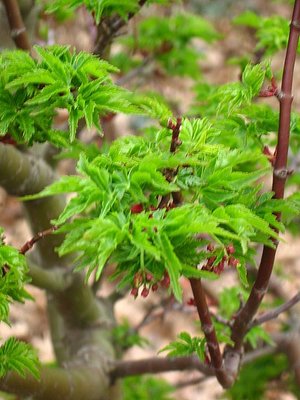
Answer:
130, 203, 144, 214
228, 257, 239, 268
207, 256, 216, 267
146, 273, 153, 282
226, 244, 235, 255
141, 287, 149, 298
161, 272, 170, 288
207, 243, 214, 252
152, 283, 159, 292
130, 287, 139, 298
187, 298, 196, 306
214, 261, 225, 275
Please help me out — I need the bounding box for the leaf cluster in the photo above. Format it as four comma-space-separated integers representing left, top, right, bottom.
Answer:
224, 354, 289, 400
111, 12, 220, 78
113, 319, 149, 350
0, 229, 40, 379
0, 46, 135, 144
123, 375, 175, 400
46, 0, 171, 25
159, 331, 206, 360
24, 110, 286, 302
0, 338, 40, 380
191, 63, 281, 150
233, 11, 300, 55
0, 229, 31, 323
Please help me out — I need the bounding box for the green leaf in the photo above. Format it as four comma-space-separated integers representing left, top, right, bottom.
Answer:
233, 11, 262, 29
156, 233, 182, 301
69, 107, 80, 142
0, 338, 40, 379
237, 262, 249, 287
5, 70, 56, 88
245, 326, 274, 348
159, 332, 205, 360
181, 265, 218, 280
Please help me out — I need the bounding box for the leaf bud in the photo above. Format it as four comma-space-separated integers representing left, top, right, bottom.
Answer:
146, 272, 153, 282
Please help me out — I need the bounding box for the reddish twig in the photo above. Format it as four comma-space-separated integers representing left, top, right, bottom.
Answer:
168, 117, 183, 205
157, 117, 183, 208
174, 375, 208, 389
2, 0, 31, 51
189, 279, 233, 388
19, 226, 58, 255
168, 117, 182, 153
250, 291, 300, 328
231, 0, 300, 350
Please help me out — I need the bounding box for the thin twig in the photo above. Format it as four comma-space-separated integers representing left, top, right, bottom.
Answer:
135, 304, 161, 331
211, 313, 231, 327
116, 56, 153, 86
169, 117, 182, 153
2, 0, 31, 50
159, 117, 183, 206
174, 375, 209, 389
250, 291, 300, 328
134, 296, 177, 331
242, 345, 278, 364
19, 226, 58, 255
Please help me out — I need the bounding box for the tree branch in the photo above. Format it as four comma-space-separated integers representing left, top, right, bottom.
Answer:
19, 226, 58, 255
242, 345, 277, 364
230, 0, 300, 350
28, 261, 73, 292
0, 364, 112, 400
174, 375, 209, 389
115, 55, 154, 86
2, 0, 31, 50
0, 143, 120, 397
250, 291, 300, 328
111, 342, 277, 383
110, 355, 214, 382
0, 143, 66, 268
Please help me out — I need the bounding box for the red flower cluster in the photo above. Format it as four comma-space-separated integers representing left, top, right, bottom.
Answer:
130, 271, 170, 299
203, 243, 239, 275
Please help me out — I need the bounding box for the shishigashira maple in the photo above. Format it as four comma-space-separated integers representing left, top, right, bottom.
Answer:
0, 0, 300, 399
